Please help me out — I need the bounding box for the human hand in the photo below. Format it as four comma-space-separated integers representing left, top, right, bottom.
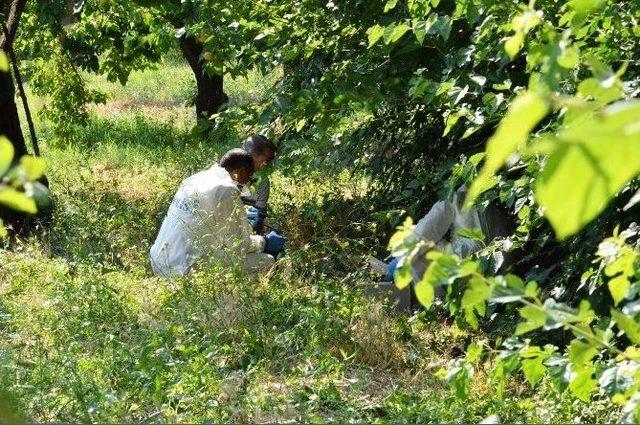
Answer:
264, 230, 286, 255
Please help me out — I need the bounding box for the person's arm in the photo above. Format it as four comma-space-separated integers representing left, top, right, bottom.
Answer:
254, 177, 270, 210
216, 186, 265, 255
413, 200, 455, 243
253, 177, 270, 233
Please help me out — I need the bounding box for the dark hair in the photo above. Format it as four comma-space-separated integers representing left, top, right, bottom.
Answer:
242, 134, 277, 156
220, 149, 254, 173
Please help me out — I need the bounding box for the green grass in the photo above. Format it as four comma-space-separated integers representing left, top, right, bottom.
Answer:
0, 59, 621, 423
81, 57, 282, 112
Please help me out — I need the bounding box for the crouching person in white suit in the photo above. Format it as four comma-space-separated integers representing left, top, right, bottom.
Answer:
150, 149, 277, 278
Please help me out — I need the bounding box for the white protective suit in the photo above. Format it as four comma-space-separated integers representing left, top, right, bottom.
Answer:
406, 186, 485, 283
150, 164, 275, 278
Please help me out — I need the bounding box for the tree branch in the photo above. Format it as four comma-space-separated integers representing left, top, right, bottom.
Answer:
0, 0, 28, 50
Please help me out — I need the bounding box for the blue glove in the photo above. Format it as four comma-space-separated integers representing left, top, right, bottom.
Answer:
384, 257, 399, 282
264, 231, 287, 256
247, 206, 260, 228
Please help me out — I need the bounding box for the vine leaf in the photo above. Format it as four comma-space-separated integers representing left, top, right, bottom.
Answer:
611, 310, 640, 345
461, 277, 491, 328
466, 91, 549, 208
567, 339, 598, 367
0, 136, 14, 176
515, 305, 546, 335
535, 101, 640, 239
0, 188, 37, 214
608, 276, 630, 306
569, 365, 597, 402
414, 276, 435, 308
366, 25, 385, 47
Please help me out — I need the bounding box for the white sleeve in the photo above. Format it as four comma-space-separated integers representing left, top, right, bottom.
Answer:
413, 200, 455, 243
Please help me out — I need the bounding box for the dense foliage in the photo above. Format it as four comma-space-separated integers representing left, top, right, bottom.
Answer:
373, 0, 640, 419
195, 0, 640, 417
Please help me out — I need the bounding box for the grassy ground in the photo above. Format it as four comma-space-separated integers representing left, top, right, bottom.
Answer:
0, 58, 620, 422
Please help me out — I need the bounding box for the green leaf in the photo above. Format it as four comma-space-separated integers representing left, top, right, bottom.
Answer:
425, 13, 451, 41
611, 310, 640, 345
366, 25, 385, 48
0, 218, 7, 240
467, 91, 549, 207
388, 217, 415, 255
456, 227, 485, 243
609, 275, 630, 306
578, 77, 623, 105
577, 300, 596, 325
0, 136, 15, 176
569, 365, 597, 402
421, 252, 461, 289
543, 299, 582, 330
414, 275, 435, 308
389, 23, 411, 43
0, 51, 9, 73
0, 187, 37, 214
567, 339, 598, 367
394, 259, 413, 290
521, 357, 547, 387
413, 21, 427, 44
505, 9, 542, 59
525, 281, 538, 298
20, 156, 46, 181
568, 0, 605, 13
490, 275, 525, 303
466, 342, 483, 364
535, 101, 640, 239
605, 247, 635, 276
504, 33, 524, 59
515, 305, 546, 335
520, 345, 554, 388
443, 111, 461, 136
461, 277, 490, 328
384, 0, 398, 13
444, 359, 474, 398
557, 45, 580, 69
382, 23, 397, 44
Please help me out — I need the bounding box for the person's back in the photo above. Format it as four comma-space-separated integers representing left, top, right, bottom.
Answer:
150, 164, 241, 277
150, 148, 287, 278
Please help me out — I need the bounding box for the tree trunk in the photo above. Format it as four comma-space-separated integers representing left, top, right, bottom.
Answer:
0, 0, 28, 157
178, 34, 228, 120
1, 0, 49, 235
0, 66, 27, 158
0, 66, 29, 234
0, 0, 28, 48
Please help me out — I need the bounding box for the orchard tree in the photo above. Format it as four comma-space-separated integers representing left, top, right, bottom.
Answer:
16, 0, 264, 132
138, 0, 230, 119
0, 0, 50, 235
16, 0, 169, 136
0, 0, 29, 158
